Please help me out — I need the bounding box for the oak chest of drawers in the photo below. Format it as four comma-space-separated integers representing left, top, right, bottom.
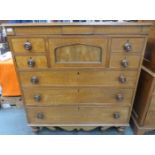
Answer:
132, 66, 155, 134
4, 23, 151, 132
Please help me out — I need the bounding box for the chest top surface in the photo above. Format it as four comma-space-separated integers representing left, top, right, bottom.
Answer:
3, 22, 152, 36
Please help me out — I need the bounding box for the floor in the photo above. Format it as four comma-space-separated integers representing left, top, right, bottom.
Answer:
0, 107, 154, 135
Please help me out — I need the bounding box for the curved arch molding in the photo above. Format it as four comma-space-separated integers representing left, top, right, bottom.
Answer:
55, 44, 102, 64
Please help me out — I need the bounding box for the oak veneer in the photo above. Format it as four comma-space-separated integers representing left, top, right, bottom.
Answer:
15, 55, 48, 69
22, 87, 134, 106
132, 66, 155, 134
4, 23, 151, 133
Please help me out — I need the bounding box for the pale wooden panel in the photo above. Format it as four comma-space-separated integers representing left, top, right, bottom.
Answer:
145, 111, 155, 127
13, 26, 148, 35
152, 86, 155, 95
149, 96, 155, 111
110, 53, 141, 69
19, 70, 138, 87
5, 27, 15, 35
11, 38, 46, 52
26, 106, 129, 124
23, 87, 134, 106
94, 26, 149, 34
14, 27, 61, 35
15, 56, 48, 69
132, 68, 154, 126
62, 26, 94, 34
111, 38, 145, 53
55, 44, 102, 63
49, 36, 107, 67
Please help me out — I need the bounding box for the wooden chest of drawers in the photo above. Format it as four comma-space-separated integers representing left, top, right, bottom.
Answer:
132, 66, 155, 134
4, 23, 151, 132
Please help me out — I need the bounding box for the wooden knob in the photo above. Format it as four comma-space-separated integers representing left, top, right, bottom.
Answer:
27, 58, 35, 67
36, 112, 44, 119
113, 112, 120, 119
77, 72, 80, 75
121, 59, 128, 68
34, 95, 41, 102
119, 75, 127, 83
116, 94, 124, 101
24, 41, 32, 50
31, 76, 39, 84
124, 42, 132, 52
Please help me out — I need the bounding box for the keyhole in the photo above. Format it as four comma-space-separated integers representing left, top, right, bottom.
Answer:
78, 106, 80, 111
77, 72, 80, 75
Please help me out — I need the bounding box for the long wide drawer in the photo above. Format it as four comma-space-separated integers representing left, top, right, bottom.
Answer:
23, 87, 134, 106
26, 106, 129, 124
19, 70, 138, 87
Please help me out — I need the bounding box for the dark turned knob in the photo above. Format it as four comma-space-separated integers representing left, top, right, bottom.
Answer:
113, 112, 120, 119
119, 75, 127, 83
27, 58, 35, 67
31, 76, 39, 84
124, 42, 132, 52
116, 93, 124, 101
24, 41, 32, 50
121, 59, 129, 68
36, 112, 44, 119
34, 95, 41, 102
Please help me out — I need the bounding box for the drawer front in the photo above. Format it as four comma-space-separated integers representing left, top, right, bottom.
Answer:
149, 96, 155, 111
19, 70, 138, 87
111, 38, 145, 53
15, 56, 48, 69
26, 106, 129, 124
145, 111, 155, 127
11, 38, 46, 53
49, 36, 108, 68
23, 87, 134, 106
152, 86, 155, 96
110, 53, 141, 69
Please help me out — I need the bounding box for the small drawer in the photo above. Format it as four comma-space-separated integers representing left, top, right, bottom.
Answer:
110, 53, 141, 69
11, 38, 46, 53
26, 106, 129, 124
19, 70, 138, 87
111, 38, 145, 53
23, 87, 134, 106
15, 55, 48, 69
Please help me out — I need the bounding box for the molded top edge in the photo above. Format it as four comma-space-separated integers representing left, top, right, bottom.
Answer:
1, 22, 153, 27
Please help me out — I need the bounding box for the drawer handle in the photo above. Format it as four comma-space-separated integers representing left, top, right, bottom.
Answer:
34, 95, 41, 102
27, 58, 35, 67
121, 59, 128, 68
36, 112, 44, 119
124, 42, 132, 52
31, 76, 39, 84
24, 41, 32, 50
116, 93, 124, 101
113, 112, 120, 119
119, 74, 127, 83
